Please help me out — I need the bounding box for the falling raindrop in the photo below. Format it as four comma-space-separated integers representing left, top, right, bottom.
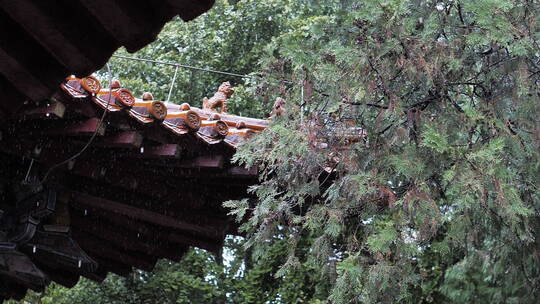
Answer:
32, 246, 36, 253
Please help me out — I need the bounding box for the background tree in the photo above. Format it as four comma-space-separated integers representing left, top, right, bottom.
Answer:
100, 0, 304, 118
228, 0, 540, 303
11, 0, 540, 303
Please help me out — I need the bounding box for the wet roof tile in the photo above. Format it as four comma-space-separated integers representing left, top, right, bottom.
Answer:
61, 75, 268, 149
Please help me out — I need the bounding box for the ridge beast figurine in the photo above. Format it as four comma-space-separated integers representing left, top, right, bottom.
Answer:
202, 81, 234, 113
270, 97, 286, 118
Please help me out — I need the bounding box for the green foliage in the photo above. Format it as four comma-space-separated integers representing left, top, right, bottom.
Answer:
99, 0, 313, 118
12, 237, 329, 304
226, 0, 540, 303
13, 249, 225, 304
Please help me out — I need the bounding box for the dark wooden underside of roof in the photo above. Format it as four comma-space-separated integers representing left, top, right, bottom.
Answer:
0, 85, 257, 300
0, 0, 232, 301
0, 0, 215, 105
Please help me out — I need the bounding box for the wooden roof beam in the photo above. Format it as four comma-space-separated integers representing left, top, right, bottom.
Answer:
70, 191, 223, 239
172, 155, 224, 169
129, 155, 227, 170
53, 91, 98, 118
46, 117, 106, 137
0, 10, 67, 100
72, 215, 187, 262
66, 173, 214, 213
73, 160, 253, 201
0, 47, 51, 101
69, 207, 222, 253
16, 100, 65, 121
78, 0, 165, 52
142, 127, 209, 154
72, 231, 157, 272
0, 0, 95, 73
137, 144, 181, 159
93, 130, 143, 149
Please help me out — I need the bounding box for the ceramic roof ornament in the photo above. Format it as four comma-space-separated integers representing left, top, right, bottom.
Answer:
270, 97, 286, 119
202, 81, 234, 114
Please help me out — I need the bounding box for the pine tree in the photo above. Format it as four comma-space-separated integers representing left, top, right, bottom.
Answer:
228, 0, 540, 302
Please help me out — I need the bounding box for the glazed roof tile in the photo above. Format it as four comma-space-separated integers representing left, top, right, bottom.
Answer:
61, 75, 269, 149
